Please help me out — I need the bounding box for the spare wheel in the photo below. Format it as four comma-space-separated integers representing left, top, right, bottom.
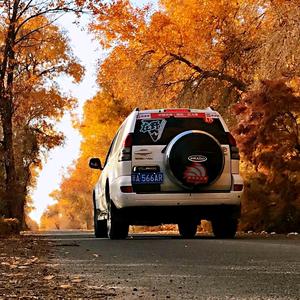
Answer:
165, 130, 224, 189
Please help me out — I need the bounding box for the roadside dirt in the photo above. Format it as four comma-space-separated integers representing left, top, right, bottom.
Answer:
0, 236, 116, 299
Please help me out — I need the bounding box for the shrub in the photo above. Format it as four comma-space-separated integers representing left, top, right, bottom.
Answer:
0, 218, 20, 236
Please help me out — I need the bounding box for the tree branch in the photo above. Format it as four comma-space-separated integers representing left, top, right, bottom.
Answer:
15, 13, 65, 45
16, 0, 35, 21
15, 1, 83, 37
169, 53, 247, 92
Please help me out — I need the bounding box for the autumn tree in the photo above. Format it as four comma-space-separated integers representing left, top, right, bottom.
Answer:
89, 0, 263, 114
0, 0, 85, 227
88, 0, 299, 118
40, 203, 61, 230
234, 80, 299, 232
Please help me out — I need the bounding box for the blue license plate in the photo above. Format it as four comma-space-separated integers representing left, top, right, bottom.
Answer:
132, 172, 164, 184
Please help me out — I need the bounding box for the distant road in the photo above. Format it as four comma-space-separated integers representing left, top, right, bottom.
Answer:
35, 231, 300, 299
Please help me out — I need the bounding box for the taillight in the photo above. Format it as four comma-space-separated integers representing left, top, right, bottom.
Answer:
119, 133, 133, 161
123, 133, 133, 147
227, 132, 237, 147
120, 186, 133, 193
227, 132, 240, 160
233, 184, 243, 191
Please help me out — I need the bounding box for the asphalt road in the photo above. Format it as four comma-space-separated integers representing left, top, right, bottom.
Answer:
43, 231, 300, 299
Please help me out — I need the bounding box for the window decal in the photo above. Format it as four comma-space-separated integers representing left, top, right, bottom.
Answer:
140, 119, 167, 142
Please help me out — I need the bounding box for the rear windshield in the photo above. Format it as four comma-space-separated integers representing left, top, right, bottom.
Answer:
133, 118, 228, 145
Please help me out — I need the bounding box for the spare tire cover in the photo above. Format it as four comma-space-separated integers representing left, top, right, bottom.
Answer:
165, 130, 224, 188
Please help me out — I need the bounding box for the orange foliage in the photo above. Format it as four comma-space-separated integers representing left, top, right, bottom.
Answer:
234, 80, 300, 232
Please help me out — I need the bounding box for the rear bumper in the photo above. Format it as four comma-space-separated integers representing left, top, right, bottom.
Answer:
110, 175, 243, 209
120, 204, 241, 225
114, 191, 242, 207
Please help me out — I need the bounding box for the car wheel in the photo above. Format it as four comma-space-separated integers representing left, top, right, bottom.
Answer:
178, 221, 198, 238
94, 207, 108, 238
107, 200, 129, 240
211, 218, 238, 239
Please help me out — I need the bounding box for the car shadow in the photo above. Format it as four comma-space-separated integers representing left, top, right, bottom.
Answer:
126, 233, 216, 240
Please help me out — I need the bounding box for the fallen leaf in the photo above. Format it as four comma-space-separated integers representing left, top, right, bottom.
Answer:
10, 265, 18, 269
87, 285, 104, 290
60, 284, 72, 289
44, 275, 55, 280
45, 263, 59, 268
18, 266, 29, 269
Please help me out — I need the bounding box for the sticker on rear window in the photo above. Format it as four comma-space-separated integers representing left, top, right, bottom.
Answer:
140, 119, 167, 142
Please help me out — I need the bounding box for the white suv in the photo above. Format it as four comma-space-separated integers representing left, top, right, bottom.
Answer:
89, 108, 243, 239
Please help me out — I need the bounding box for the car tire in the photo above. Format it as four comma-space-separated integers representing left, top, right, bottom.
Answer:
107, 200, 129, 240
211, 218, 238, 239
178, 221, 198, 238
94, 205, 108, 238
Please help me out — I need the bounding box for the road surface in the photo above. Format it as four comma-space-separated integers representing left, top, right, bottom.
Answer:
41, 231, 300, 299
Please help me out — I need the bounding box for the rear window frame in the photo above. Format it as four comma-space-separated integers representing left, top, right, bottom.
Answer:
132, 117, 228, 146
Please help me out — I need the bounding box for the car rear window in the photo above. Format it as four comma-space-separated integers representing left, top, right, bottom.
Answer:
133, 118, 228, 145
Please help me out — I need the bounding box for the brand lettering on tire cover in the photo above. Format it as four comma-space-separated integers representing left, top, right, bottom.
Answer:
183, 163, 208, 184
188, 155, 207, 163
140, 119, 167, 142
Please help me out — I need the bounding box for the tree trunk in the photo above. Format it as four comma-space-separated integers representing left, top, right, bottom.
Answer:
0, 0, 20, 223
0, 99, 17, 219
